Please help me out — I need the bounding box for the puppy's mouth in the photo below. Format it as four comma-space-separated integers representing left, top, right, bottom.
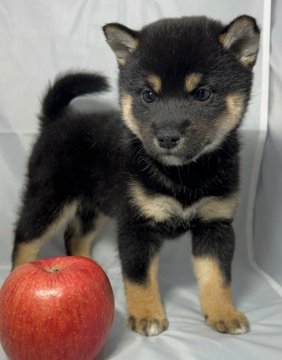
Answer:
150, 139, 186, 166
142, 135, 210, 166
154, 142, 213, 166
153, 146, 191, 166
159, 154, 186, 166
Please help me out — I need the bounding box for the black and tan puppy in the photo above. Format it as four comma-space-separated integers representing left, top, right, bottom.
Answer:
12, 15, 260, 336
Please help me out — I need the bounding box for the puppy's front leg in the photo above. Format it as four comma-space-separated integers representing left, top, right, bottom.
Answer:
118, 223, 168, 336
191, 221, 250, 334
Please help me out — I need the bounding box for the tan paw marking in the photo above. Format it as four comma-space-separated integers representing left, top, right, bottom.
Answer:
193, 257, 250, 335
206, 311, 250, 335
128, 316, 169, 336
124, 255, 168, 336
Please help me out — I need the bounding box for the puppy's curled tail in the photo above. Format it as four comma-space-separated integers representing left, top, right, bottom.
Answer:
40, 72, 109, 125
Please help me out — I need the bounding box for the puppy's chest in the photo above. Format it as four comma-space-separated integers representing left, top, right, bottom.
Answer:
129, 181, 237, 225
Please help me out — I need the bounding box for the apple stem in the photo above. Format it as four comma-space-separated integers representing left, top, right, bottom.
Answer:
49, 267, 59, 273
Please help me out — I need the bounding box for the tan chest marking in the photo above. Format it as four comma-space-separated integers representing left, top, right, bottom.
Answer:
130, 181, 238, 222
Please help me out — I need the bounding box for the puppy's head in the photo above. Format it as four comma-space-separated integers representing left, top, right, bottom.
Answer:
103, 16, 260, 166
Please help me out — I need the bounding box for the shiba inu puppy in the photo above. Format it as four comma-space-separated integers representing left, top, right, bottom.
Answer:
12, 15, 260, 336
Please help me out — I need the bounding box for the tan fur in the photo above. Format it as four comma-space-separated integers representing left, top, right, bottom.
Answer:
124, 254, 168, 336
197, 193, 238, 221
218, 33, 226, 46
193, 257, 249, 334
240, 54, 257, 66
224, 93, 245, 132
13, 241, 46, 269
116, 38, 139, 65
104, 25, 139, 65
219, 17, 256, 49
130, 180, 238, 223
202, 93, 245, 155
184, 73, 203, 92
120, 93, 142, 139
147, 74, 162, 93
13, 202, 78, 269
219, 18, 259, 67
68, 214, 108, 257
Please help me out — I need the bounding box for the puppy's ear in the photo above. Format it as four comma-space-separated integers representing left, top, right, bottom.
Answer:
219, 15, 260, 68
103, 23, 139, 65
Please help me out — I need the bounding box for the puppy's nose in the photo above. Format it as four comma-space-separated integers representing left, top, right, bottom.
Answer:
156, 129, 181, 149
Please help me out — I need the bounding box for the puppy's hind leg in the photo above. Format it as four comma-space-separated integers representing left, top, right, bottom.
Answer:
12, 198, 78, 270
64, 206, 108, 258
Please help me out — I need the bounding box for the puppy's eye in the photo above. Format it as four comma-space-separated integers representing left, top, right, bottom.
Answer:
195, 88, 211, 101
142, 90, 157, 103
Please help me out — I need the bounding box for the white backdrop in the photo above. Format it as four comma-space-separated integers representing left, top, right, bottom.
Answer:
1, 1, 282, 359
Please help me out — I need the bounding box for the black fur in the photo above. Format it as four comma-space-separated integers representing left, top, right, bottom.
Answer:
41, 72, 108, 122
191, 220, 235, 283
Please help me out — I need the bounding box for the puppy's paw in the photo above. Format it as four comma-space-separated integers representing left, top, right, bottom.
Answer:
128, 316, 169, 336
206, 311, 250, 335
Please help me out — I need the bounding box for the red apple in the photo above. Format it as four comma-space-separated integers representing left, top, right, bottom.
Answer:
0, 256, 114, 360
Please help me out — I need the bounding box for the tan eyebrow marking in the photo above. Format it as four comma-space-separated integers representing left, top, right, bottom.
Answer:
147, 74, 162, 94
184, 73, 203, 92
